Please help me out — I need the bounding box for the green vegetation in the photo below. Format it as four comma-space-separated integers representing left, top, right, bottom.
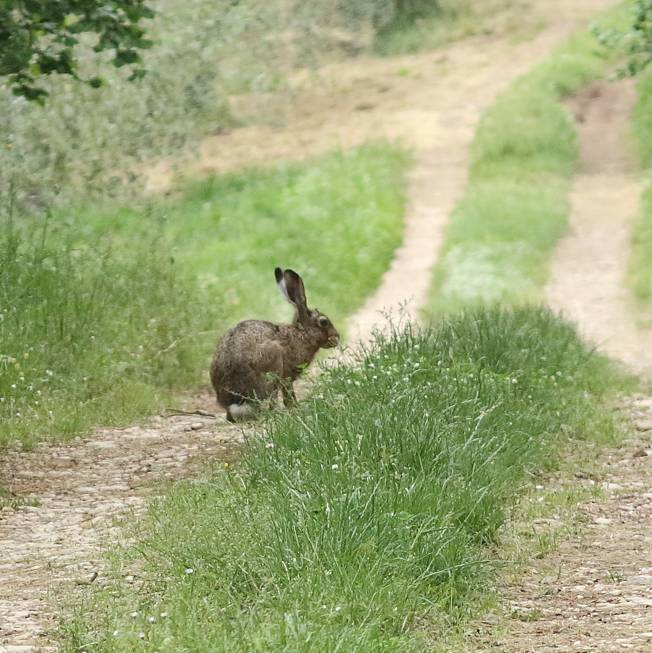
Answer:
0, 144, 409, 449
372, 0, 515, 55
0, 0, 503, 213
62, 308, 627, 652
630, 69, 652, 302
594, 0, 652, 77
427, 6, 627, 316
1, 0, 154, 102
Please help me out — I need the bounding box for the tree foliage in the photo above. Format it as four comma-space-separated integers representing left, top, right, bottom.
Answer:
0, 0, 155, 102
595, 0, 652, 76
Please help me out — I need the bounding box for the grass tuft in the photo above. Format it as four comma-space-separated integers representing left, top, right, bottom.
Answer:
62, 307, 627, 652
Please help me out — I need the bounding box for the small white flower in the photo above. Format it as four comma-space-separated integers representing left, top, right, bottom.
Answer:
112, 630, 120, 637
147, 616, 156, 624
185, 567, 194, 574
265, 442, 274, 449
130, 611, 139, 618
331, 464, 338, 470
160, 611, 169, 618
138, 632, 145, 639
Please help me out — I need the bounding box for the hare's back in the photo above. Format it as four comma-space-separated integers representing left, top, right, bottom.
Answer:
215, 319, 281, 363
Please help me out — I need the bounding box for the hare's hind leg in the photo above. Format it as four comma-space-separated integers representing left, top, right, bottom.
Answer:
255, 342, 285, 407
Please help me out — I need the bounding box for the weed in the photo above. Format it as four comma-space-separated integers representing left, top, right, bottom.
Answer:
605, 569, 626, 583
510, 607, 542, 622
0, 485, 39, 511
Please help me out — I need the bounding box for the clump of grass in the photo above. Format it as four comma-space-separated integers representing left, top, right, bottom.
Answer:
426, 6, 627, 316
0, 224, 211, 449
62, 307, 627, 652
1, 144, 409, 449
629, 68, 652, 302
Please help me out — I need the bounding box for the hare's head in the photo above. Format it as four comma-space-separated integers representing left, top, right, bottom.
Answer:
275, 267, 339, 348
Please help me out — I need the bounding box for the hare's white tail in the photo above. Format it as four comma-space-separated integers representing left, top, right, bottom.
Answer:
228, 403, 255, 419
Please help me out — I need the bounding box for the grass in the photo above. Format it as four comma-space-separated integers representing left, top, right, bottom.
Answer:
372, 1, 535, 56
62, 307, 628, 652
629, 68, 652, 302
0, 144, 409, 449
426, 5, 628, 316
0, 484, 39, 511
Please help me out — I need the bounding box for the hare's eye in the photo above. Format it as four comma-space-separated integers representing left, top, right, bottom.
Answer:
318, 316, 329, 328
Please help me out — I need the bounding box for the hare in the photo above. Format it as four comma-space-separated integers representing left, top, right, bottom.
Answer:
210, 267, 340, 422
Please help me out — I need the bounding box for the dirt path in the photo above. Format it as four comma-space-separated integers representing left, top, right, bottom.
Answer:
491, 81, 652, 651
0, 3, 622, 651
546, 80, 652, 376
346, 3, 616, 343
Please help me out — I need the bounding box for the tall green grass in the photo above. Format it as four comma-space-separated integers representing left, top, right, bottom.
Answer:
426, 6, 627, 316
630, 68, 652, 302
0, 144, 408, 448
62, 308, 626, 652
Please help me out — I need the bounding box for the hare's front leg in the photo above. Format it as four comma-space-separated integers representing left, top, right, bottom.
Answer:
281, 381, 297, 408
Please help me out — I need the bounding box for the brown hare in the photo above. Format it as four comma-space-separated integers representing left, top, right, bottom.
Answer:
210, 267, 340, 422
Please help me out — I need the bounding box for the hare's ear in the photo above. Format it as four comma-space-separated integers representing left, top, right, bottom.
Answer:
283, 269, 307, 309
276, 268, 308, 321
275, 267, 291, 303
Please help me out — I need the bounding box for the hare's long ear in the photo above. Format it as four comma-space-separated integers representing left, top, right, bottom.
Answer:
280, 268, 309, 321
275, 267, 291, 303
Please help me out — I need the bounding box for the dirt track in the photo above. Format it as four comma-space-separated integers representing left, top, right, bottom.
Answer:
491, 80, 652, 653
0, 1, 635, 651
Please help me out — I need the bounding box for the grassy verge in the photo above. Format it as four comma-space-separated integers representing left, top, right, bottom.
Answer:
62, 307, 627, 652
0, 144, 408, 449
426, 6, 627, 316
629, 68, 652, 303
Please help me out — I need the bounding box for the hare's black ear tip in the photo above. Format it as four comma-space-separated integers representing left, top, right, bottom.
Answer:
274, 267, 283, 282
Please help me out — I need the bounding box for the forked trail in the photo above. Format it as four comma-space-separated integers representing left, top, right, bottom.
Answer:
0, 2, 627, 650
493, 81, 652, 652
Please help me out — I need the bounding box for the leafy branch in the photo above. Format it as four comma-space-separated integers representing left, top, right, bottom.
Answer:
0, 0, 155, 102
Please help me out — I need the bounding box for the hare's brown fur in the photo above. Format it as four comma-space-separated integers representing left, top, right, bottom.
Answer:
210, 268, 339, 422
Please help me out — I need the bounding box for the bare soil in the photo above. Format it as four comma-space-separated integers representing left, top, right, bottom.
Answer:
489, 81, 652, 651
546, 79, 652, 376
0, 2, 627, 651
